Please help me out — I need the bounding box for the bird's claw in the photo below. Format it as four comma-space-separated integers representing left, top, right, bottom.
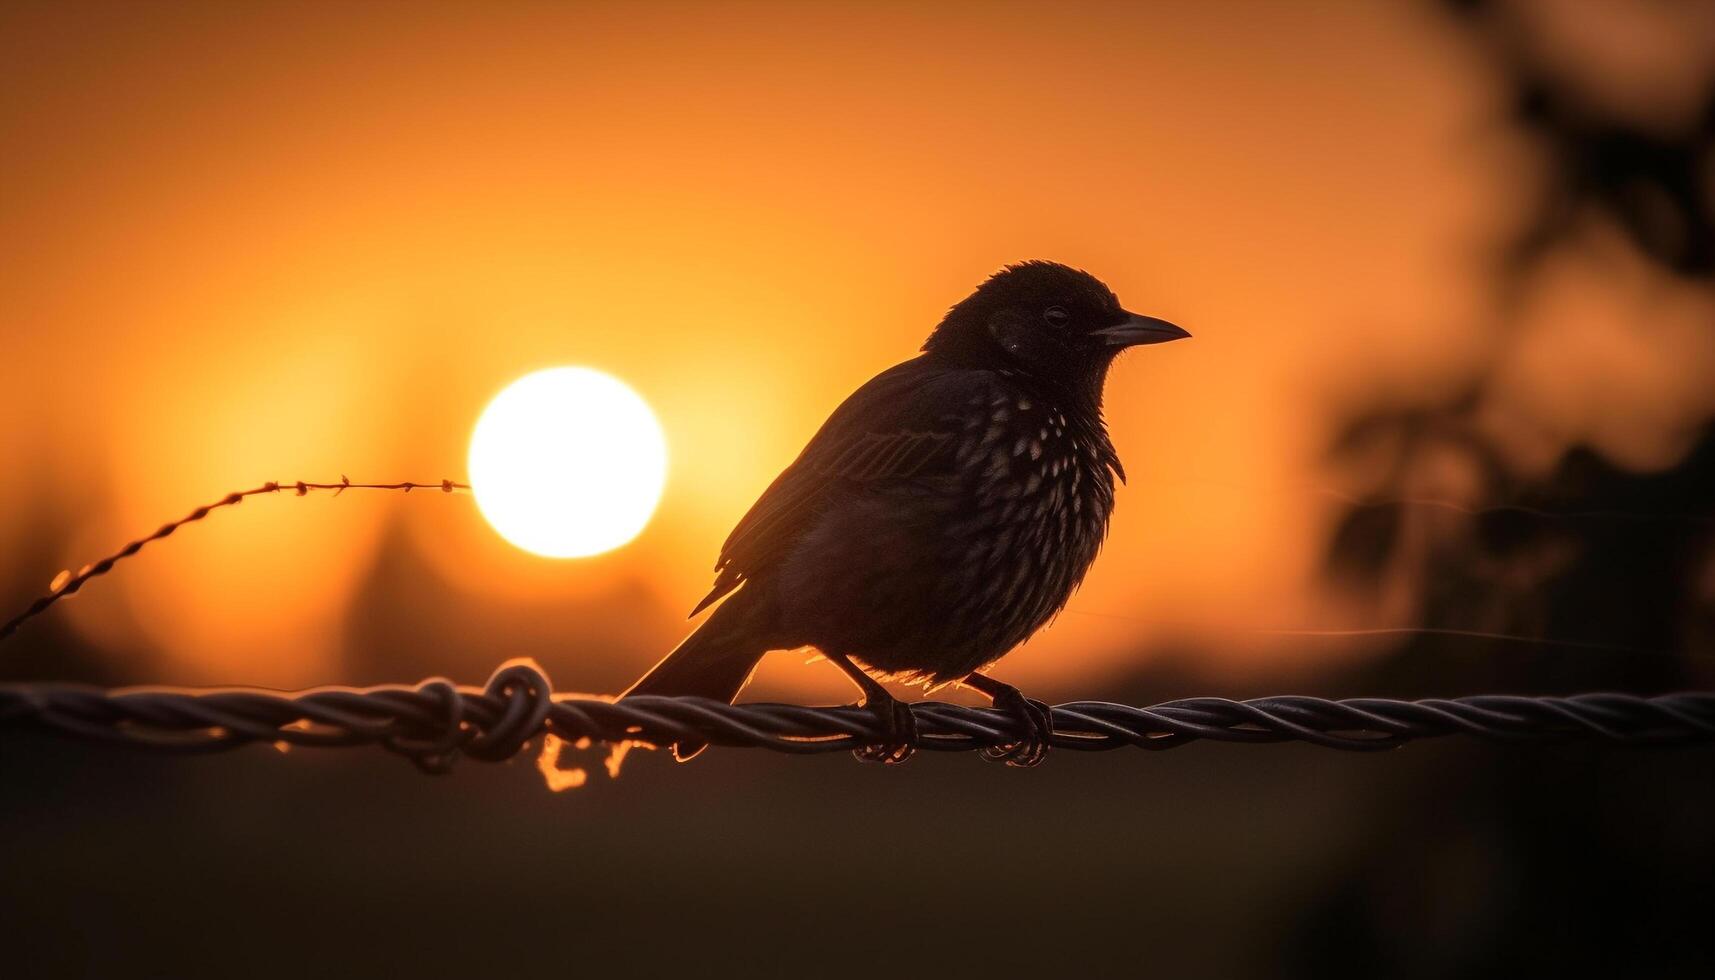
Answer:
851, 695, 918, 765
981, 688, 1053, 768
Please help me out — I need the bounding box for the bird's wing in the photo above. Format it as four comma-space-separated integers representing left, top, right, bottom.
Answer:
690, 357, 981, 616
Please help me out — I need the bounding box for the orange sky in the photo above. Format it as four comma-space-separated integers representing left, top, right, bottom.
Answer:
3, 1, 1709, 694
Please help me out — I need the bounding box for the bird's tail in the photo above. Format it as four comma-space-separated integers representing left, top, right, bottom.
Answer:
622, 592, 771, 760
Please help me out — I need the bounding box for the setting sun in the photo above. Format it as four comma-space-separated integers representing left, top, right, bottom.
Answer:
468, 367, 668, 559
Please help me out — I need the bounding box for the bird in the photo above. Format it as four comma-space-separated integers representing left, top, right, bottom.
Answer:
623, 260, 1189, 766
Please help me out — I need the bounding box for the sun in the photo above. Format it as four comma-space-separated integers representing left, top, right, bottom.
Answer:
468, 367, 668, 558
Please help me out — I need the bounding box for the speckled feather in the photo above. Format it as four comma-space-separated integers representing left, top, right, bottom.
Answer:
683, 354, 1121, 686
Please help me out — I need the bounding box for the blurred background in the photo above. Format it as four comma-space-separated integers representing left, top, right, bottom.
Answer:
2, 0, 1712, 976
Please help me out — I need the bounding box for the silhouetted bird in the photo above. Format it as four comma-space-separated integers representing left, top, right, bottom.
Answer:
624, 261, 1189, 765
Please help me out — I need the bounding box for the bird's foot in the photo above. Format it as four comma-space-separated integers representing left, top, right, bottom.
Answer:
981, 685, 1053, 768
851, 692, 918, 765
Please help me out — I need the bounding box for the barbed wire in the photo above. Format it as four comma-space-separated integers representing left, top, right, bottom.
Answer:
0, 478, 467, 644
2, 660, 1710, 774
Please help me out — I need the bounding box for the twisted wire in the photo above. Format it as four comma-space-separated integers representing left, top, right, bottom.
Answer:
2, 660, 1710, 773
0, 478, 468, 644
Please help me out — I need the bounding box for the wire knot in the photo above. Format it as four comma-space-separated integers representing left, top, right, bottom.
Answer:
465, 660, 555, 762
381, 678, 468, 773
371, 661, 555, 772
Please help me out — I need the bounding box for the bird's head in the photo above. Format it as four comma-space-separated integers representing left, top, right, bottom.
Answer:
923, 261, 1189, 391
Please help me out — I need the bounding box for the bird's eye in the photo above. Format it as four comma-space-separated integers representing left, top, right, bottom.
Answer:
1043, 306, 1070, 328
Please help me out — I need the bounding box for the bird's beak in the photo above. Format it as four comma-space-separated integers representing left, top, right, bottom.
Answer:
1093, 312, 1191, 347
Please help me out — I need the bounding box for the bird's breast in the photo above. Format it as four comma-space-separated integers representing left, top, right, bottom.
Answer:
939, 384, 1118, 640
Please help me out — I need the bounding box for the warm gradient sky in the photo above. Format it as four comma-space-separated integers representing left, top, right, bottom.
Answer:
3, 1, 1711, 694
